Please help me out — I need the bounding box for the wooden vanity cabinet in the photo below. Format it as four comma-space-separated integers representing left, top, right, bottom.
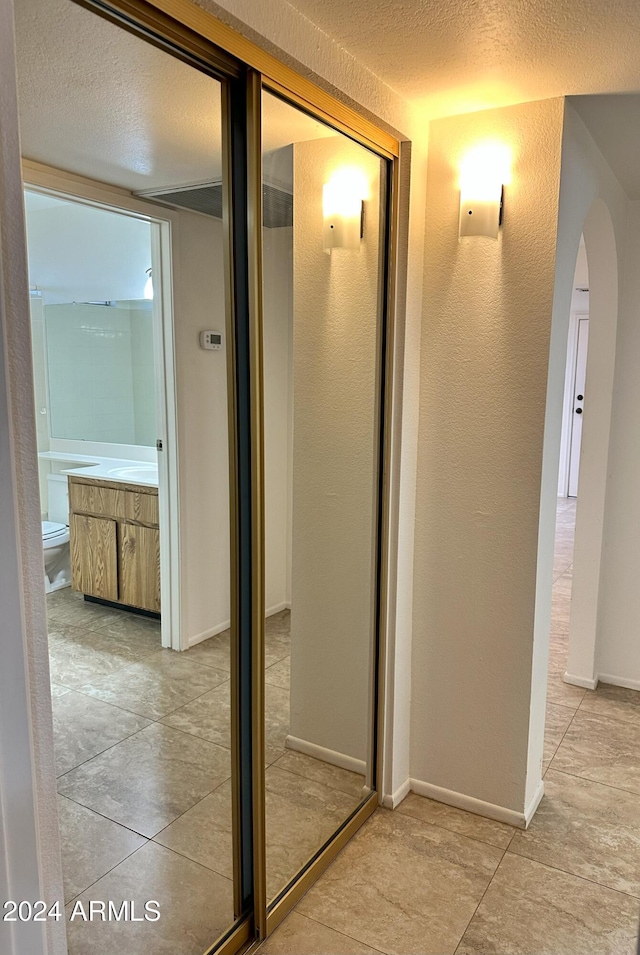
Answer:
69, 476, 160, 614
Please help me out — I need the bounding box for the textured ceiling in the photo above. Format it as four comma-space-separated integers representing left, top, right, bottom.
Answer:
287, 0, 640, 118
15, 0, 335, 192
15, 0, 223, 191
15, 0, 640, 199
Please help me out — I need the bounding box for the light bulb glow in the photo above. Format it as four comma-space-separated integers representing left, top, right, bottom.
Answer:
458, 142, 511, 239
323, 167, 368, 218
459, 143, 511, 202
322, 167, 368, 251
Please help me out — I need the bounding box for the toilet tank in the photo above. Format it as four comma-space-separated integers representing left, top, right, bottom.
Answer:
47, 474, 70, 526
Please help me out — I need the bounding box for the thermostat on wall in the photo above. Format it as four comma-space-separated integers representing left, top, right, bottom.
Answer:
200, 330, 223, 350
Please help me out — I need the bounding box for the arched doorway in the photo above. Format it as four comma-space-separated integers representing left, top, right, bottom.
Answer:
565, 199, 618, 688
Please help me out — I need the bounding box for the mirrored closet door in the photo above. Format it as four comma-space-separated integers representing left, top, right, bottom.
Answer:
261, 89, 389, 910
14, 0, 396, 951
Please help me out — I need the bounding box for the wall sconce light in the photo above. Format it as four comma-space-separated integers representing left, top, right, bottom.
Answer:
458, 144, 511, 240
323, 168, 367, 252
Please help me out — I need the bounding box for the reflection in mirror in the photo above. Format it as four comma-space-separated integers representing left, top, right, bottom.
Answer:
17, 0, 236, 951
45, 298, 156, 445
262, 90, 387, 903
25, 191, 157, 447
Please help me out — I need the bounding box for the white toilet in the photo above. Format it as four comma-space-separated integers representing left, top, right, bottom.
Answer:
43, 473, 71, 593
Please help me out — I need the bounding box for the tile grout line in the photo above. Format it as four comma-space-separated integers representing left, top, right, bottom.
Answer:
49, 642, 165, 690
55, 716, 156, 782
55, 702, 232, 795
63, 840, 149, 909
543, 703, 580, 775
151, 773, 233, 843
394, 806, 516, 854
58, 790, 152, 840
70, 668, 230, 722
282, 910, 388, 955
577, 699, 640, 729
64, 838, 234, 912
543, 764, 640, 801
264, 763, 364, 801
452, 847, 509, 955
504, 840, 640, 903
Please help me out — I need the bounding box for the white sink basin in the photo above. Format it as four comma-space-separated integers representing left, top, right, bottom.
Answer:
107, 466, 158, 484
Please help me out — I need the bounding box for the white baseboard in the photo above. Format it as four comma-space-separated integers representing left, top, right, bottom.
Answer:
285, 735, 366, 776
409, 778, 532, 829
187, 603, 290, 649
564, 670, 598, 690
597, 672, 640, 691
563, 659, 640, 693
381, 777, 411, 809
266, 601, 291, 616
524, 779, 545, 828
188, 619, 231, 648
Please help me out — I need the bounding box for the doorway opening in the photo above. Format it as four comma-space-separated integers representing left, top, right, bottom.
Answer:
539, 237, 590, 764
24, 187, 179, 647
539, 191, 619, 794
558, 235, 590, 501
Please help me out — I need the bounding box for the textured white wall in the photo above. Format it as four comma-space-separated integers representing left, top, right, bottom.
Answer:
411, 99, 565, 818
174, 212, 291, 644
0, 2, 66, 951
289, 136, 383, 765
171, 210, 230, 645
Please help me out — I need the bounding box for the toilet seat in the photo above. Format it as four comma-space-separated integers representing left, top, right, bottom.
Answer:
42, 521, 70, 546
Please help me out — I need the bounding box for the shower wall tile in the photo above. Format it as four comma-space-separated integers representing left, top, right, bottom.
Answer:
44, 302, 156, 447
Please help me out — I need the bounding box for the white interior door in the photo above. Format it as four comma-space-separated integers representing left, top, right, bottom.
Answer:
568, 317, 589, 497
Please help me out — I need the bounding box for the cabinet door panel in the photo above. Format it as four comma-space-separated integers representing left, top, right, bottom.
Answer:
120, 524, 161, 613
70, 514, 118, 601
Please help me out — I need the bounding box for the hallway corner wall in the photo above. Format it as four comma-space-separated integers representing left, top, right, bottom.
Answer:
410, 97, 565, 819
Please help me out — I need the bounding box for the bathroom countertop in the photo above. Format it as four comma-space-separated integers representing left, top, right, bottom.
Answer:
60, 458, 158, 488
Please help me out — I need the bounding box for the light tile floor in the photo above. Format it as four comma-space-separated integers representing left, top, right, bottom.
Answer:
48, 592, 365, 954
51, 499, 640, 954
259, 497, 640, 955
